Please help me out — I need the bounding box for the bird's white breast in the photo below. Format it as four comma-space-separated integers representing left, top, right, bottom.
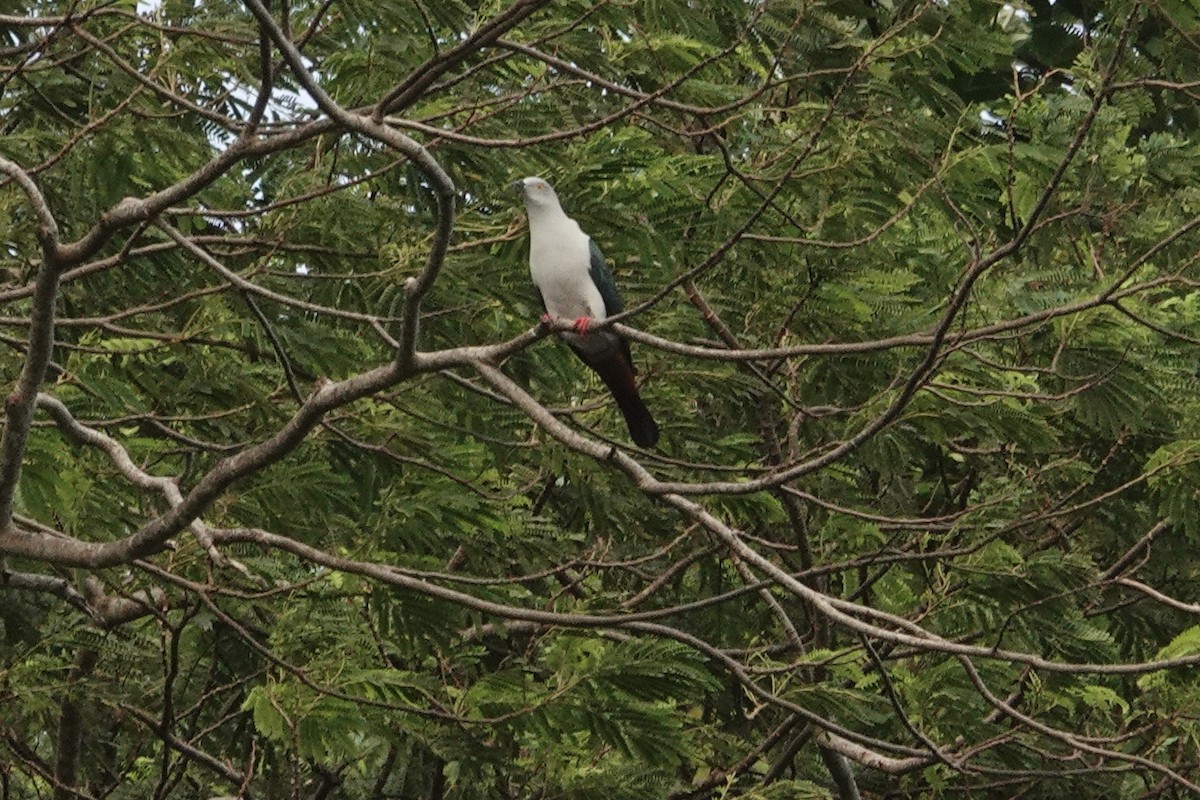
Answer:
528, 214, 606, 321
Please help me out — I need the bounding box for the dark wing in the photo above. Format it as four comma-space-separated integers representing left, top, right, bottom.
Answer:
588, 238, 624, 316
579, 239, 658, 446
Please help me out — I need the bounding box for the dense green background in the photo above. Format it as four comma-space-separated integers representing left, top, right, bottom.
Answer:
2, 0, 1200, 797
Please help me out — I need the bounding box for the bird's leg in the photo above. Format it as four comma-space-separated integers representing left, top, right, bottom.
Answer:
538, 314, 594, 334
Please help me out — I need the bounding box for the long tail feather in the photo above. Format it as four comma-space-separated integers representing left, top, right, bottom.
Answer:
578, 343, 659, 448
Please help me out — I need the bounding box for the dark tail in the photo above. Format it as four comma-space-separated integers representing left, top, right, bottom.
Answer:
581, 343, 660, 448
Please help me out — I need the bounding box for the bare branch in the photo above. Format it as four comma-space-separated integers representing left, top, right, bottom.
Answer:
0, 157, 63, 529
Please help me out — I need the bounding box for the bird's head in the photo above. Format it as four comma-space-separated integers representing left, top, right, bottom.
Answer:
511, 176, 562, 213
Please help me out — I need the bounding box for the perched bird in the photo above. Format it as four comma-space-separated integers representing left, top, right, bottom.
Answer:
513, 176, 659, 448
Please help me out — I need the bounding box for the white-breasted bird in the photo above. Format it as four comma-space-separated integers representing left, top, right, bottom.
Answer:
513, 176, 659, 447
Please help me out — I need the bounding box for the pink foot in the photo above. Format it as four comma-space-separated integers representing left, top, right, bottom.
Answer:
572, 317, 592, 335
540, 312, 555, 325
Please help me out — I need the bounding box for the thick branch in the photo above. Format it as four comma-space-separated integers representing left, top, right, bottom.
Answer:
53, 649, 98, 800
0, 156, 62, 530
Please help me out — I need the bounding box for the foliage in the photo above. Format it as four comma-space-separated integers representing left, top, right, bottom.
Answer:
1, 0, 1200, 798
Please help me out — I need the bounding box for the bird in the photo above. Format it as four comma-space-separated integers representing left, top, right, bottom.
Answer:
512, 176, 659, 448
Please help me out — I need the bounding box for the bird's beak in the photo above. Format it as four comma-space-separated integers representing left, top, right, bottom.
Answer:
509, 179, 524, 196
